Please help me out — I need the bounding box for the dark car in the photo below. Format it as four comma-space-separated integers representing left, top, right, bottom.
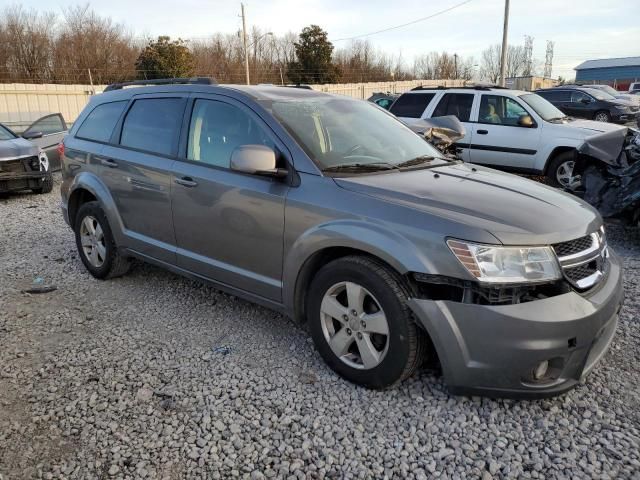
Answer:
367, 92, 399, 110
535, 87, 640, 124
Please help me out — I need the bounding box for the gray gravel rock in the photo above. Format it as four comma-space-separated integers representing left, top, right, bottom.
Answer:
0, 177, 639, 479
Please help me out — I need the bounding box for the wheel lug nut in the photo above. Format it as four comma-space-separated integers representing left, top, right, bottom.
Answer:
360, 320, 366, 328
357, 332, 363, 340
351, 310, 357, 316
342, 314, 348, 321
346, 328, 352, 335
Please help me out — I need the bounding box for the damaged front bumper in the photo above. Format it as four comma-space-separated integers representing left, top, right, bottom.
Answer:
0, 154, 50, 193
407, 250, 623, 398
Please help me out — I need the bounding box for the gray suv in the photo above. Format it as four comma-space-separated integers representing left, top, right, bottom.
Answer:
60, 79, 623, 397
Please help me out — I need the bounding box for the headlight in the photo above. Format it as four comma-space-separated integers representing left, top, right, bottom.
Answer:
447, 239, 562, 283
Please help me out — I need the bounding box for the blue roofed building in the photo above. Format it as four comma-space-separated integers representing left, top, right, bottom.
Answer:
574, 57, 640, 90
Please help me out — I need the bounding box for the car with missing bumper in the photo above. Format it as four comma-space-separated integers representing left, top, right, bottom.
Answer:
0, 121, 53, 194
60, 79, 623, 397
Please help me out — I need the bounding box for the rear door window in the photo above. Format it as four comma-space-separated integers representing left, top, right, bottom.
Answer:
120, 98, 185, 156
431, 93, 474, 122
389, 93, 435, 118
76, 101, 127, 143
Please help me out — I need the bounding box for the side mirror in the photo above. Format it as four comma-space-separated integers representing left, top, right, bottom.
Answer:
22, 131, 44, 140
517, 114, 535, 128
230, 145, 287, 177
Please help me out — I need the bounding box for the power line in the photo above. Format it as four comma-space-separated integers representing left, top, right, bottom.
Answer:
331, 0, 475, 42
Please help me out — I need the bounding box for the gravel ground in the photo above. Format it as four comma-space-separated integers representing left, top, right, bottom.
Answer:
1, 176, 639, 480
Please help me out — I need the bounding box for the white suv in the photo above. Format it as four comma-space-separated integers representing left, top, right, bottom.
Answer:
390, 86, 627, 188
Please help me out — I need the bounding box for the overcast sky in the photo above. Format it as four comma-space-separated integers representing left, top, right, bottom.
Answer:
17, 0, 640, 78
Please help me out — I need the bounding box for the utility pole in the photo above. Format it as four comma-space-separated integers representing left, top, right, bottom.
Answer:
499, 0, 510, 87
241, 3, 250, 85
454, 53, 458, 79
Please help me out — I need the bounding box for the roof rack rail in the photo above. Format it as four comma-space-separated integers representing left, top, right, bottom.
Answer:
103, 77, 216, 92
410, 84, 509, 92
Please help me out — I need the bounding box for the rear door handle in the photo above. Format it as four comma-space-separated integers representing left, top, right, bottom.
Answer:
100, 158, 118, 168
175, 176, 198, 188
477, 129, 488, 135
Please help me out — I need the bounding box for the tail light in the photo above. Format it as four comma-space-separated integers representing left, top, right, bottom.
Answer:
57, 142, 65, 158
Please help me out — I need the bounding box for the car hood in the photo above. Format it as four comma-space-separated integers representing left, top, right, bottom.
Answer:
615, 93, 640, 105
0, 137, 39, 160
334, 163, 601, 245
553, 118, 626, 140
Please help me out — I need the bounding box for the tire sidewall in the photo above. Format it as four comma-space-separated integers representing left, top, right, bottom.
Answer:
74, 202, 116, 279
308, 259, 414, 388
547, 152, 575, 188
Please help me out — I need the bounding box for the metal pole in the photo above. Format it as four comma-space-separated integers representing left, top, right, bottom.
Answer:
241, 3, 250, 85
499, 0, 510, 87
87, 69, 94, 94
279, 67, 284, 85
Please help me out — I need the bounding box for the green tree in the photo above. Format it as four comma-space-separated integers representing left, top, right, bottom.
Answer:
135, 36, 194, 79
287, 25, 339, 84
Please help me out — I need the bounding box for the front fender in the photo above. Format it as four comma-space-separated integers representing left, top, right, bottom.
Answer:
65, 172, 125, 245
282, 219, 437, 314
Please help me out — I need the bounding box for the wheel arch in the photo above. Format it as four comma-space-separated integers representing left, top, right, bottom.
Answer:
284, 221, 435, 325
66, 172, 125, 244
543, 146, 576, 175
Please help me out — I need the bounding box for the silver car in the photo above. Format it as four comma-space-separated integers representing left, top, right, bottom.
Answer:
60, 80, 623, 397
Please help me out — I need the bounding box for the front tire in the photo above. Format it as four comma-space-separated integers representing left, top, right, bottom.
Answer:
593, 110, 611, 123
74, 201, 130, 279
546, 151, 580, 189
307, 256, 425, 389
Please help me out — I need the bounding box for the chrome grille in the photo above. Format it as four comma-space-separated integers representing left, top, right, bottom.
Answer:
553, 235, 593, 257
554, 230, 608, 290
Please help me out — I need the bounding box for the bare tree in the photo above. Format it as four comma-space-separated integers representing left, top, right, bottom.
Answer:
480, 44, 529, 83
53, 5, 138, 84
0, 5, 56, 82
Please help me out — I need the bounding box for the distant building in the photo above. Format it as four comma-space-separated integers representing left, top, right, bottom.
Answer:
505, 76, 557, 91
574, 57, 640, 89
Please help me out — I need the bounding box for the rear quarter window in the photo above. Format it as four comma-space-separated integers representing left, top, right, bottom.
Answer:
76, 101, 128, 143
389, 93, 435, 118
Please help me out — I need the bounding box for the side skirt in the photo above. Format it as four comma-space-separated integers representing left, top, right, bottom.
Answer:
125, 249, 288, 315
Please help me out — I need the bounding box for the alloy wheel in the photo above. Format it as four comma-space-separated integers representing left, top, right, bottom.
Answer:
556, 160, 581, 190
594, 112, 610, 122
319, 281, 390, 370
80, 215, 106, 268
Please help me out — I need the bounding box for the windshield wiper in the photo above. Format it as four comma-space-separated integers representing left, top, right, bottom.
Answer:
322, 162, 400, 173
548, 115, 569, 122
396, 155, 437, 169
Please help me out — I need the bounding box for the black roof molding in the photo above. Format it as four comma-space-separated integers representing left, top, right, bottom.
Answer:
104, 77, 216, 92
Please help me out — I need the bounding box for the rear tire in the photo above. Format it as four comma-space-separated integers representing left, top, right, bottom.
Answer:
546, 151, 580, 189
74, 201, 130, 279
32, 172, 53, 194
307, 255, 426, 389
593, 110, 611, 123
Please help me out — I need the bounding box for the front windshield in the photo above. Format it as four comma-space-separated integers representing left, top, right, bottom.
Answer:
583, 88, 615, 101
520, 93, 566, 121
0, 124, 17, 141
595, 85, 619, 97
270, 97, 446, 171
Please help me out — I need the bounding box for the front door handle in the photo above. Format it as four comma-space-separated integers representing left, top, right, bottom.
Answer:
100, 158, 118, 168
175, 176, 198, 188
477, 129, 488, 135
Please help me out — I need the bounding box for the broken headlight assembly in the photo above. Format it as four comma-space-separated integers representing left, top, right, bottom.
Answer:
447, 239, 562, 284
